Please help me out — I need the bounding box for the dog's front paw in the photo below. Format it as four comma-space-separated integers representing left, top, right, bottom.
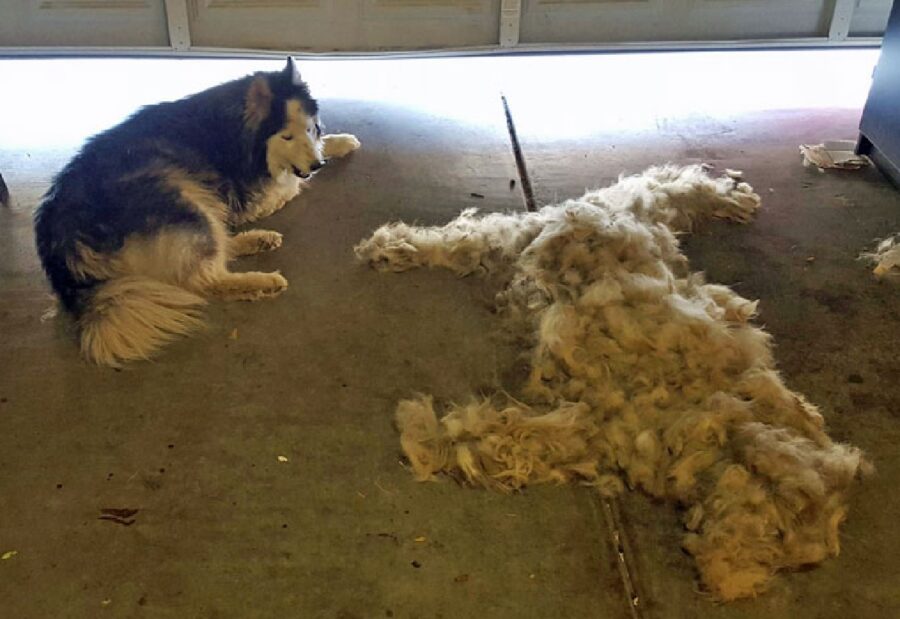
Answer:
254, 272, 289, 299
323, 134, 361, 159
255, 230, 283, 252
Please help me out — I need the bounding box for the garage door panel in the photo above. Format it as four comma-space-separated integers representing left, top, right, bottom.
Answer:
0, 0, 169, 46
203, 0, 318, 6
188, 0, 499, 51
361, 0, 499, 49
850, 0, 894, 36
520, 0, 836, 44
187, 0, 334, 50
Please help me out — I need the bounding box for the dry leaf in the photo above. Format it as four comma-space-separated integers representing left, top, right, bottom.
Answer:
1, 550, 17, 560
277, 455, 289, 463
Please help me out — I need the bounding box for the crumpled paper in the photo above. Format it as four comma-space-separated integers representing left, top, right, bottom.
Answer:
800, 140, 870, 170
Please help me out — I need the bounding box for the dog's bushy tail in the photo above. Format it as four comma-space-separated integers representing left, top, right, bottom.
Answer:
80, 276, 206, 366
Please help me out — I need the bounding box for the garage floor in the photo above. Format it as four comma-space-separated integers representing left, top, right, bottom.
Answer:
0, 52, 898, 618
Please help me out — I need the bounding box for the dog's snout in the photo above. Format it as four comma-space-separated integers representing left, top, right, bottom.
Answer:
310, 160, 325, 172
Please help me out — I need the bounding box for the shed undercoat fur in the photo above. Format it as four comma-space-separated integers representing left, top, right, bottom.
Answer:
355, 165, 869, 601
861, 233, 900, 279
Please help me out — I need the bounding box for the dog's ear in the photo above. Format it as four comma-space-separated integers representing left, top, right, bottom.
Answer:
282, 56, 303, 86
244, 75, 273, 129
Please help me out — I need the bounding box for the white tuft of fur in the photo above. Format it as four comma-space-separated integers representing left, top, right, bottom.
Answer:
80, 276, 206, 367
358, 165, 866, 601
861, 233, 900, 278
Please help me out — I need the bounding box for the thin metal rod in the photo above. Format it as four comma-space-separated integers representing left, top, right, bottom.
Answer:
501, 94, 536, 213
600, 495, 643, 619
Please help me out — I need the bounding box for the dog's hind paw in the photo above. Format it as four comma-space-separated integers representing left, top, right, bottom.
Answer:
230, 230, 284, 257
323, 134, 361, 159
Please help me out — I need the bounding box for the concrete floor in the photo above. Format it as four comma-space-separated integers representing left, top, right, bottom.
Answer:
0, 53, 898, 618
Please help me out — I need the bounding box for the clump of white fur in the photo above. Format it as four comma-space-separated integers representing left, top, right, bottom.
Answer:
861, 233, 900, 278
355, 165, 868, 601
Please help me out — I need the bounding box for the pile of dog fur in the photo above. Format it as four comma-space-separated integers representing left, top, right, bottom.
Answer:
355, 165, 868, 601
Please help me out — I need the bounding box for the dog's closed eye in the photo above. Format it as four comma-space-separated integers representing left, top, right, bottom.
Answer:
281, 134, 293, 141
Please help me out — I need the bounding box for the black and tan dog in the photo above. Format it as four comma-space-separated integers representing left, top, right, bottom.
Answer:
35, 58, 360, 366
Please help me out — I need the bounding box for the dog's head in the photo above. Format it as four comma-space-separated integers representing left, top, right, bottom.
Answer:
244, 58, 324, 179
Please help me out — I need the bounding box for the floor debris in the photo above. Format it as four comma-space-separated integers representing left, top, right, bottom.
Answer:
367, 532, 399, 545
98, 508, 138, 526
861, 234, 900, 278
799, 140, 870, 170
40, 305, 58, 322
373, 479, 397, 495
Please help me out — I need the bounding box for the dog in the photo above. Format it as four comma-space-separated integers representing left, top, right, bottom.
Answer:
34, 58, 360, 366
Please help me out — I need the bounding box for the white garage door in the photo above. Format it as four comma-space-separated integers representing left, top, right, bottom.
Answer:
0, 0, 893, 52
